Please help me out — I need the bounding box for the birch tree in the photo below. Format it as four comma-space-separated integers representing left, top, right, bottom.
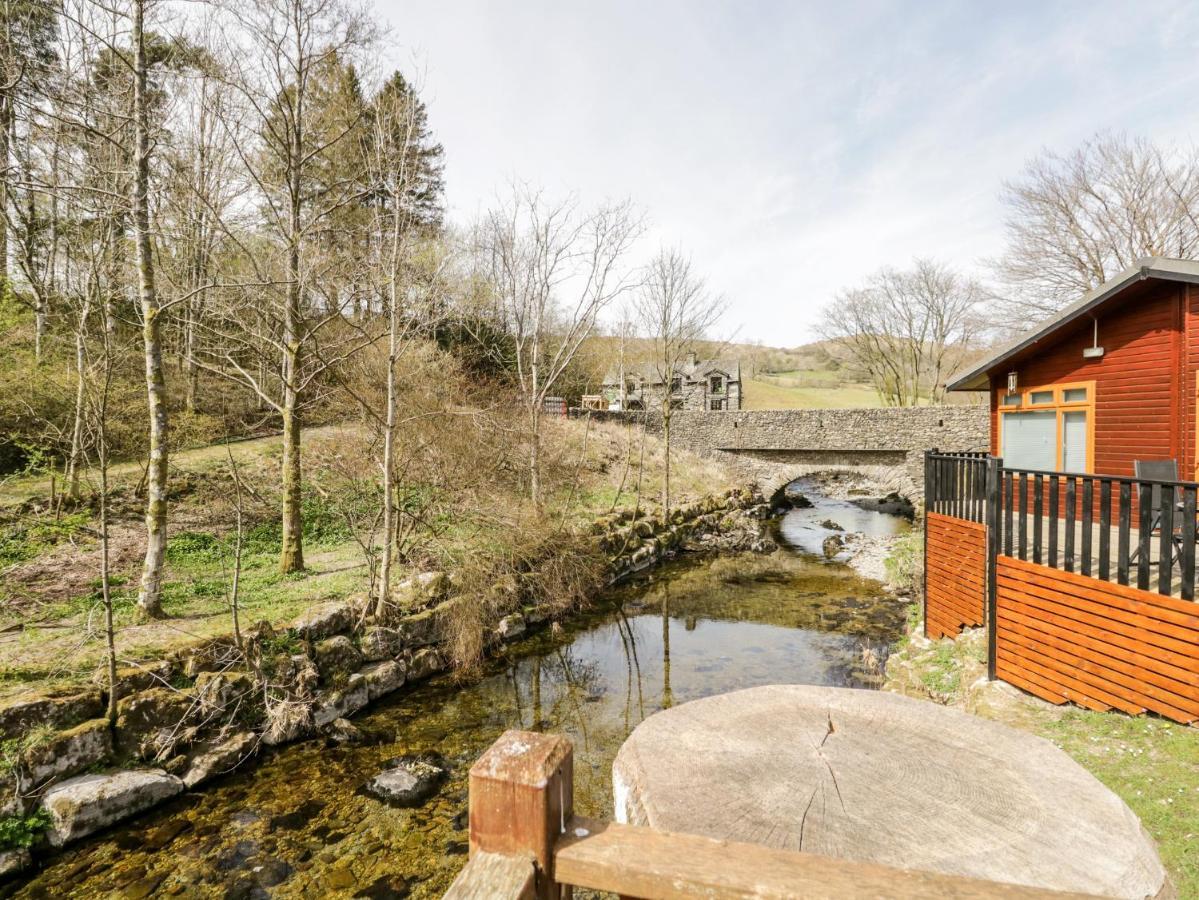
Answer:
633, 248, 724, 517
364, 71, 443, 614
131, 0, 169, 617
475, 186, 641, 505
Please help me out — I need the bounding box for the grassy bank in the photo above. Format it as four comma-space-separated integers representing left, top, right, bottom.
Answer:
0, 416, 735, 702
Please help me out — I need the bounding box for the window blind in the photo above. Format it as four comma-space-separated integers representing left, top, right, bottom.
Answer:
1001, 410, 1056, 470
1062, 410, 1087, 473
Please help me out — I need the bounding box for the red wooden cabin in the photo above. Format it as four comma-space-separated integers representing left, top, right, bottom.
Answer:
932, 259, 1199, 726
948, 257, 1199, 479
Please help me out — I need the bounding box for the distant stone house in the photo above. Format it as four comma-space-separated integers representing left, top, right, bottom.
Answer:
602, 352, 742, 411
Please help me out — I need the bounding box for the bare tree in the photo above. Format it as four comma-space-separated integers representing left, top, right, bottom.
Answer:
819, 259, 984, 406
200, 0, 379, 573
363, 72, 446, 613
130, 0, 170, 618
633, 247, 724, 516
994, 133, 1199, 317
474, 186, 641, 505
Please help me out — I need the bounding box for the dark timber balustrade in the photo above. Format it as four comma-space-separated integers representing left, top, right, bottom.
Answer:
924, 451, 1199, 725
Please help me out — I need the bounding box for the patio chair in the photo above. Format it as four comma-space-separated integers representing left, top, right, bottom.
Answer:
1132, 459, 1187, 566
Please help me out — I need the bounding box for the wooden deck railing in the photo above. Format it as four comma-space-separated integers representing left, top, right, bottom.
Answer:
443, 730, 1099, 899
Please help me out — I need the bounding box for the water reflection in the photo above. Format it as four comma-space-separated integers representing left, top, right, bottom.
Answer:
13, 485, 909, 899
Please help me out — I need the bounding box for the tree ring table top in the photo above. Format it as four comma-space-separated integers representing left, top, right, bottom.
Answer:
611, 685, 1169, 899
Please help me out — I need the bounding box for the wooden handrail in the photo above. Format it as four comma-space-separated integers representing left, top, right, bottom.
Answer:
443, 730, 1103, 900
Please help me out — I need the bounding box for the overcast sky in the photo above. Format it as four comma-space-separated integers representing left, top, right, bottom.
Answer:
374, 0, 1199, 347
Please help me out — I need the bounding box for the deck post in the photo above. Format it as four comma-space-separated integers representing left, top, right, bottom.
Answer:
923, 449, 935, 639
468, 729, 574, 899
985, 456, 1002, 681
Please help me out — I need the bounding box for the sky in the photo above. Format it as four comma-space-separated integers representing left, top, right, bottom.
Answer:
373, 0, 1199, 346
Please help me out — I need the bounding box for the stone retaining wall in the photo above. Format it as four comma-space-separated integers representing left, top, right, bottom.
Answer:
0, 488, 763, 872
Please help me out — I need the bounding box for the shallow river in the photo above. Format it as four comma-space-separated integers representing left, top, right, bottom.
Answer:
12, 484, 910, 899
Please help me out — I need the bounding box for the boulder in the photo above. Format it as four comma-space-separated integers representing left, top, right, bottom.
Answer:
313, 635, 363, 683
0, 690, 103, 742
822, 534, 845, 558
312, 675, 369, 729
361, 756, 447, 808
494, 614, 526, 643
181, 732, 258, 789
261, 702, 312, 748
323, 718, 364, 744
362, 660, 407, 702
394, 571, 449, 608
115, 688, 196, 759
41, 769, 184, 847
19, 718, 112, 789
0, 848, 31, 878
820, 518, 845, 532
94, 660, 175, 701
178, 639, 238, 678
192, 671, 252, 714
359, 625, 403, 662
406, 648, 444, 683
395, 598, 457, 648
291, 600, 357, 641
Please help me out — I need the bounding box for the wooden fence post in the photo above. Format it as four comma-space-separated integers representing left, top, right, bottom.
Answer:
923, 449, 934, 640
985, 456, 1002, 681
468, 729, 574, 899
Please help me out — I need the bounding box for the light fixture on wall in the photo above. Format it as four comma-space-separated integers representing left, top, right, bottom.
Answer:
1007, 371, 1018, 394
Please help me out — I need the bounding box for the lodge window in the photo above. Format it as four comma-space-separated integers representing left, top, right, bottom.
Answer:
670, 376, 682, 394
997, 382, 1094, 473
709, 375, 724, 394
709, 397, 725, 411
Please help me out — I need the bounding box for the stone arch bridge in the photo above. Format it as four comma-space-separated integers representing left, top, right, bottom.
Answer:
642, 407, 988, 502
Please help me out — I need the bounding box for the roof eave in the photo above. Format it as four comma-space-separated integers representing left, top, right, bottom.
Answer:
947, 258, 1199, 393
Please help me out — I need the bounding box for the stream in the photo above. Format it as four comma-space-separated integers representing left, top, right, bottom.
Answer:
11, 480, 911, 899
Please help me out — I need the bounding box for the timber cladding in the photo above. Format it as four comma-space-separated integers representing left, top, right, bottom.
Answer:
925, 512, 987, 639
995, 555, 1199, 725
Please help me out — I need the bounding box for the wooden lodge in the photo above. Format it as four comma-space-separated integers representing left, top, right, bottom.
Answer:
923, 258, 1199, 727
948, 256, 1199, 480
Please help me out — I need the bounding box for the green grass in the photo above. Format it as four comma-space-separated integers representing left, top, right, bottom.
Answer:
1035, 711, 1199, 894
891, 607, 1199, 895
741, 376, 883, 410
0, 511, 91, 569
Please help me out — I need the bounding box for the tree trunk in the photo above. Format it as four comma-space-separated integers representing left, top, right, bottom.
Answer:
66, 291, 92, 501
662, 404, 672, 517
279, 397, 304, 573
133, 0, 169, 619
376, 272, 399, 616
529, 405, 542, 506
279, 44, 306, 575
0, 93, 9, 304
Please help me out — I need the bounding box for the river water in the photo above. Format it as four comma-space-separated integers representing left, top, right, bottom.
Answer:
11, 482, 910, 899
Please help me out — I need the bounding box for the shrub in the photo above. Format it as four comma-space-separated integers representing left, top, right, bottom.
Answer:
884, 528, 924, 593
0, 810, 51, 850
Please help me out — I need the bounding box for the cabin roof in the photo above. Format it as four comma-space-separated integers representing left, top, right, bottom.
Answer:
947, 257, 1199, 391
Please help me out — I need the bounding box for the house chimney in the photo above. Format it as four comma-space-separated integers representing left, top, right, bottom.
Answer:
687, 350, 697, 367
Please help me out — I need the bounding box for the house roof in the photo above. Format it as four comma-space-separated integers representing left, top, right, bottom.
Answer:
601, 356, 741, 387
947, 257, 1199, 391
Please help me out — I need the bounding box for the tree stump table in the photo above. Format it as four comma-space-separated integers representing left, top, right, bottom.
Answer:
612, 685, 1171, 898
